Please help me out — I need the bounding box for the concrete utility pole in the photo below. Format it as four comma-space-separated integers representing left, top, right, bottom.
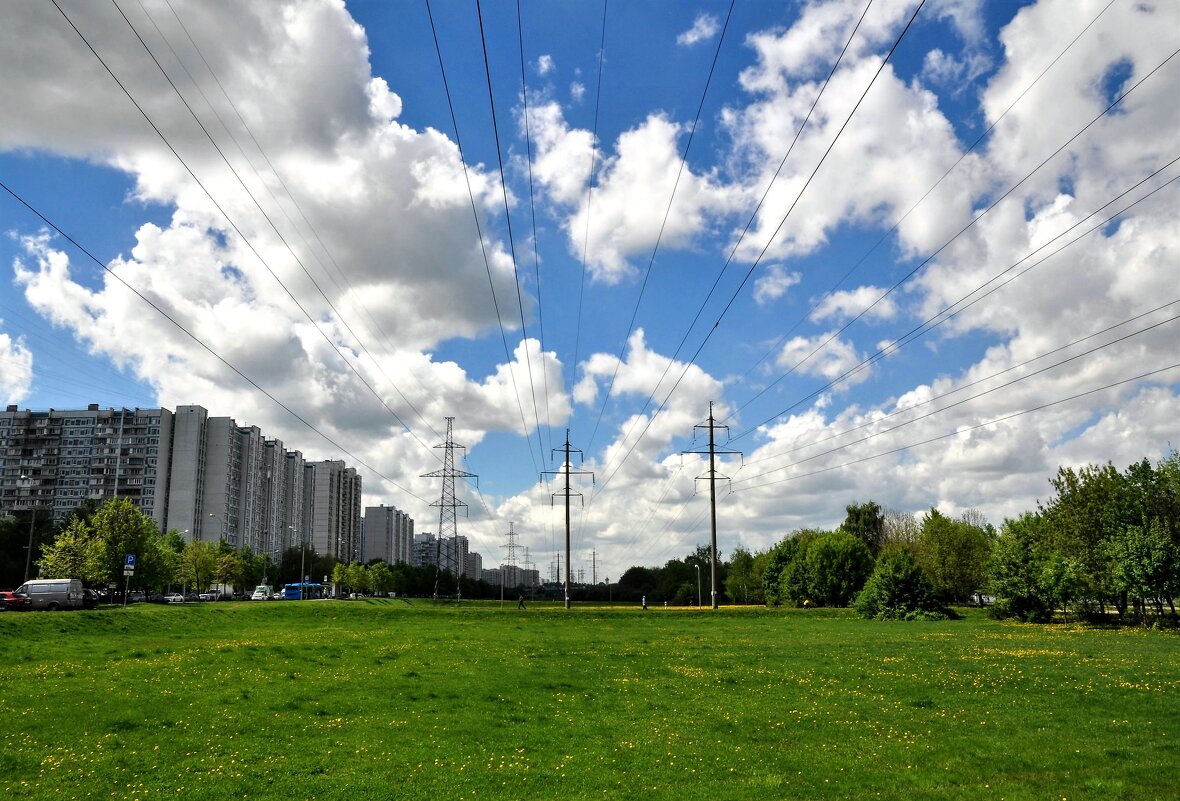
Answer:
422, 418, 477, 602
542, 430, 593, 609
682, 402, 742, 610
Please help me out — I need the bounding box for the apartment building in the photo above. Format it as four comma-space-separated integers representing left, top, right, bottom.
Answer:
0, 405, 173, 528
361, 504, 414, 565
303, 460, 362, 563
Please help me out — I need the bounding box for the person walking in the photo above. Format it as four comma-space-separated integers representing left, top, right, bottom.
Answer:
517, 593, 526, 610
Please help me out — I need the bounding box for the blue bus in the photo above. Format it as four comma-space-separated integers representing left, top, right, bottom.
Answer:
282, 582, 324, 600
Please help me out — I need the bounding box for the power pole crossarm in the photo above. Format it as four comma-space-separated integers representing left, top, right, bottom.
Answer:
681, 402, 742, 610
541, 429, 594, 610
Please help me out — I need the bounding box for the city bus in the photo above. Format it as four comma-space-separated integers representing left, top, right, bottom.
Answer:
282, 582, 324, 600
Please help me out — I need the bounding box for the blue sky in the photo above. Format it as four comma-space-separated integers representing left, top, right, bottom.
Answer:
1, 0, 1177, 579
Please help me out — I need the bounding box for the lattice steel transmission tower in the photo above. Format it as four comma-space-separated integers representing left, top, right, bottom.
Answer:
422, 417, 477, 602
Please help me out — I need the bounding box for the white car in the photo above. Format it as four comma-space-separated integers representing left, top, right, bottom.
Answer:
163, 593, 184, 604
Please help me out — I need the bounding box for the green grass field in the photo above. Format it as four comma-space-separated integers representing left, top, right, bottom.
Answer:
1, 600, 1176, 800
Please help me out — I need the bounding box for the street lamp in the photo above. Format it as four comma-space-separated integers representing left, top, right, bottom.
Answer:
694, 563, 701, 608
20, 474, 36, 582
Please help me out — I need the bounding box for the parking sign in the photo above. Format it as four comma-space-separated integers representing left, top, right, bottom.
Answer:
125, 554, 136, 567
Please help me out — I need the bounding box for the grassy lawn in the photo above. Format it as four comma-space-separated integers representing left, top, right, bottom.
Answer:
1, 600, 1177, 800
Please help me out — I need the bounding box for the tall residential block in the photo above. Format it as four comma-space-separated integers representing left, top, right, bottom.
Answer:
0, 405, 172, 529
362, 504, 415, 564
304, 460, 362, 563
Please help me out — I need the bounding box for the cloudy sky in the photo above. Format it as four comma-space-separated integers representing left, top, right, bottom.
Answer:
1, 0, 1177, 581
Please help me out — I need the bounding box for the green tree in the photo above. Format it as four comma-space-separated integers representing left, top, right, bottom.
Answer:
369, 561, 394, 595
841, 500, 886, 557
331, 562, 348, 594
179, 540, 218, 593
215, 550, 244, 594
988, 513, 1051, 623
36, 516, 108, 584
855, 548, 946, 620
345, 561, 369, 594
804, 529, 874, 607
764, 531, 821, 607
1040, 554, 1083, 623
1105, 519, 1178, 620
915, 509, 992, 603
725, 546, 763, 605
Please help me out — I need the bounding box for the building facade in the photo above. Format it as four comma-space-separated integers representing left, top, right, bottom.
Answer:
0, 405, 173, 528
361, 504, 415, 565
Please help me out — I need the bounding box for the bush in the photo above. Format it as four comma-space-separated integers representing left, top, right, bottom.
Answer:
855, 548, 948, 620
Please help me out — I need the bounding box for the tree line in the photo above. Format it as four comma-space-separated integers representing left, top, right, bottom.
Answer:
613, 451, 1178, 623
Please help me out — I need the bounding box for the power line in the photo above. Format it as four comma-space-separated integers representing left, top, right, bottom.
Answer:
571, 0, 609, 407
733, 313, 1179, 486
95, 0, 442, 457
147, 0, 445, 444
591, 0, 925, 498
724, 48, 1180, 432
515, 0, 554, 459
475, 0, 546, 470
0, 176, 431, 505
731, 0, 1121, 389
732, 162, 1180, 439
422, 0, 541, 478
585, 0, 738, 452
732, 364, 1180, 493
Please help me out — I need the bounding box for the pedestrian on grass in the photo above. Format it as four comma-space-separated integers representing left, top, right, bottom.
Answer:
642, 595, 647, 611
518, 593, 526, 610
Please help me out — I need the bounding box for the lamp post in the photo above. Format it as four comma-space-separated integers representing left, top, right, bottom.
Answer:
19, 473, 37, 582
695, 563, 701, 608
299, 528, 307, 600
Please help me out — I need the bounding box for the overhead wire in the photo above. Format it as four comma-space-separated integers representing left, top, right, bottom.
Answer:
515, 0, 555, 460
97, 0, 444, 458
570, 0, 609, 410
584, 0, 738, 452
732, 364, 1180, 493
149, 0, 445, 444
726, 48, 1180, 437
475, 0, 547, 471
739, 299, 1180, 473
422, 0, 541, 478
730, 0, 1121, 391
592, 0, 925, 499
0, 176, 433, 505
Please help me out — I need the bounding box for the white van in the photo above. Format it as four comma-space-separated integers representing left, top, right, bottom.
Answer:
15, 578, 84, 610
251, 585, 274, 601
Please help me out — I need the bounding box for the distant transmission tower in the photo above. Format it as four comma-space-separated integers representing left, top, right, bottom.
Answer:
501, 522, 521, 589
422, 417, 477, 602
543, 430, 594, 609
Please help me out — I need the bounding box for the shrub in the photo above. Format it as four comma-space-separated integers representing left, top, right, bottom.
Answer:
855, 548, 947, 620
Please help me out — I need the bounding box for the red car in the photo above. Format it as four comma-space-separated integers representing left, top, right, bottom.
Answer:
0, 590, 31, 611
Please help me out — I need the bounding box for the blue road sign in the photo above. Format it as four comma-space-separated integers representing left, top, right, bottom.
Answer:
125, 554, 137, 567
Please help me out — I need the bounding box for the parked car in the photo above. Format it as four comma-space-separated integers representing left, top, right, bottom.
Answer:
81, 588, 100, 609
163, 593, 184, 604
1, 590, 31, 611
14, 578, 84, 610
198, 592, 216, 602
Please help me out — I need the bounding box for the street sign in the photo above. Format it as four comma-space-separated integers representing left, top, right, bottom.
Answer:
125, 554, 137, 567
123, 567, 135, 576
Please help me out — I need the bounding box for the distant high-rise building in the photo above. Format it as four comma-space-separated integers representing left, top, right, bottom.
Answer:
0, 405, 173, 528
304, 460, 361, 562
413, 532, 437, 567
362, 504, 415, 564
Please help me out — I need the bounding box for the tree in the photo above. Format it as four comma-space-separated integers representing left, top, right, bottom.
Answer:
725, 546, 763, 605
369, 561, 394, 595
1040, 554, 1083, 623
915, 509, 992, 603
331, 562, 348, 594
987, 513, 1051, 623
763, 531, 818, 607
1105, 520, 1178, 620
345, 561, 369, 594
841, 501, 886, 557
881, 508, 920, 552
215, 550, 244, 594
36, 517, 108, 585
179, 540, 217, 593
855, 548, 947, 620
804, 529, 874, 607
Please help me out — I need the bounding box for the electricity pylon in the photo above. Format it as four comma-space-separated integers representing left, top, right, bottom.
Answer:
422, 417, 477, 602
